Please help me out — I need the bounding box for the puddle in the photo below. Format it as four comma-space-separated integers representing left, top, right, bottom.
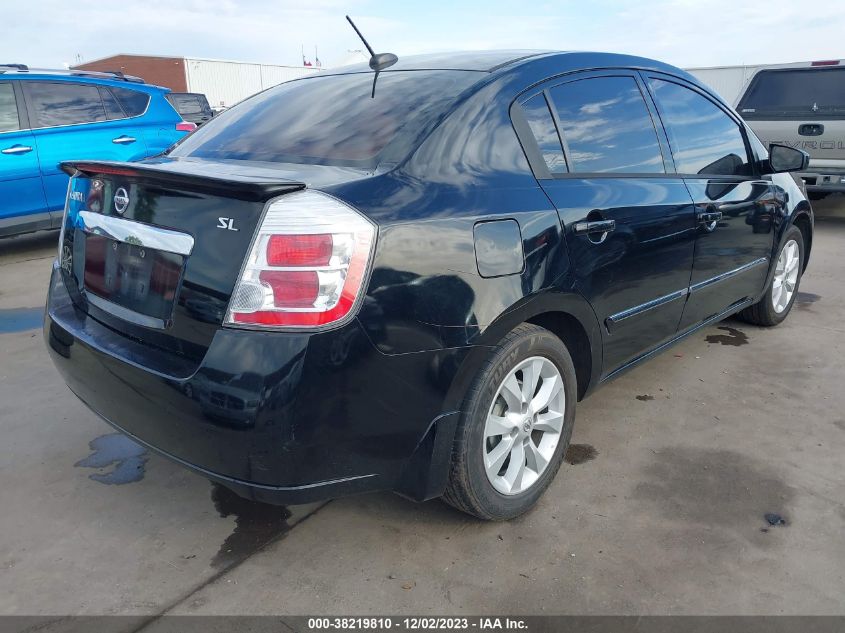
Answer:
75, 433, 148, 485
636, 394, 654, 402
705, 326, 748, 347
210, 483, 292, 569
633, 446, 793, 544
565, 443, 598, 465
0, 307, 43, 334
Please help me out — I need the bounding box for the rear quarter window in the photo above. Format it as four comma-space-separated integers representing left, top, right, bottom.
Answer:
110, 87, 151, 117
519, 93, 567, 174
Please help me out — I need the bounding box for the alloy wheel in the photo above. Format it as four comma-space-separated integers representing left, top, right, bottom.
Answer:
772, 239, 800, 314
483, 356, 565, 495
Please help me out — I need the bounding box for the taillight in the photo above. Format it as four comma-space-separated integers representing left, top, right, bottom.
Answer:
226, 190, 376, 329
176, 121, 197, 132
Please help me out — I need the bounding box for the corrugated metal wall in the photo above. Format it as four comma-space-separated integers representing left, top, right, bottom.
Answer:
686, 67, 753, 106
184, 58, 322, 108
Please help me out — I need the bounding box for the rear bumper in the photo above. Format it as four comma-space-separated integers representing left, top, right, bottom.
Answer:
45, 263, 469, 505
798, 170, 845, 193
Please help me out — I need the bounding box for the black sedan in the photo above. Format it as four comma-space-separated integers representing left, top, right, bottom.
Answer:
45, 51, 812, 520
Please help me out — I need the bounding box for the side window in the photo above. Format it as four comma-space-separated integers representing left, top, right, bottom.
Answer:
99, 87, 126, 120
110, 87, 150, 117
0, 83, 19, 132
648, 78, 751, 177
27, 82, 106, 127
519, 93, 567, 174
548, 76, 665, 174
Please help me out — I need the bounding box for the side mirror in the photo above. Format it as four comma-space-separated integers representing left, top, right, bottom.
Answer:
767, 144, 810, 173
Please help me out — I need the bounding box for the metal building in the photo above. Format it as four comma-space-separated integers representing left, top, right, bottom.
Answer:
73, 54, 322, 108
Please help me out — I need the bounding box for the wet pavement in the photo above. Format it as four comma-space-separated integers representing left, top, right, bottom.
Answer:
1, 202, 844, 618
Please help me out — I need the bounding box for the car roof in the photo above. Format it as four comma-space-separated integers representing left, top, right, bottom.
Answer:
328, 50, 701, 89
338, 50, 548, 73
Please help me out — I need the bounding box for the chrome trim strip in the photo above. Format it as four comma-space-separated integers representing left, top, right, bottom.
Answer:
85, 293, 168, 329
602, 296, 754, 383
77, 210, 194, 256
606, 288, 688, 329
689, 257, 768, 294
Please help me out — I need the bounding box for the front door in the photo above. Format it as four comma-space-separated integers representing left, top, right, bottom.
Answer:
516, 72, 698, 375
0, 81, 48, 229
644, 75, 777, 330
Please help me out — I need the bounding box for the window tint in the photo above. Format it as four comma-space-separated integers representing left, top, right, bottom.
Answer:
520, 93, 567, 174
0, 83, 19, 132
99, 87, 126, 120
110, 87, 150, 117
167, 93, 210, 117
548, 76, 664, 174
27, 82, 106, 127
739, 68, 845, 119
171, 71, 480, 168
648, 79, 750, 176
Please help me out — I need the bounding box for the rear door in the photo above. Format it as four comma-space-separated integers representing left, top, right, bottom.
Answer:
645, 74, 778, 330
23, 80, 151, 210
515, 71, 698, 375
737, 66, 845, 175
0, 80, 48, 229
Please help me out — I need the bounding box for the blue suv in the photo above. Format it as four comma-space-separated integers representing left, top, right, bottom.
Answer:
0, 65, 192, 237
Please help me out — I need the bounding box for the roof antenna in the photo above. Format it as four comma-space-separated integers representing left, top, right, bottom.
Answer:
346, 15, 397, 98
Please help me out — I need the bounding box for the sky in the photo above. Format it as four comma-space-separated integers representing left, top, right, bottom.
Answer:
8, 0, 845, 70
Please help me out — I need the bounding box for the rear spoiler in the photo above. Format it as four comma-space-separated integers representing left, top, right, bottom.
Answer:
61, 160, 306, 201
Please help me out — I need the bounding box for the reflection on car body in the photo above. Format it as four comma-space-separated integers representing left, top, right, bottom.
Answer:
45, 51, 813, 520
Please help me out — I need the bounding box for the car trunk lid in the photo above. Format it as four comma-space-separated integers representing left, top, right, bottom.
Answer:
57, 158, 366, 363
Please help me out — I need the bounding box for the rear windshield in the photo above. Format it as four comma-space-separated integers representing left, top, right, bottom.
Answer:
169, 70, 481, 168
167, 93, 211, 117
739, 67, 845, 119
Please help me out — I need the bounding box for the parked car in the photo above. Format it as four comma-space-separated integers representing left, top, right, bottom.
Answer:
688, 59, 845, 200
165, 92, 213, 126
45, 51, 813, 520
0, 65, 196, 237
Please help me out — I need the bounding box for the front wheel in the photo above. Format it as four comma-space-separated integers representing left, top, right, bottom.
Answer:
442, 323, 577, 520
738, 226, 804, 327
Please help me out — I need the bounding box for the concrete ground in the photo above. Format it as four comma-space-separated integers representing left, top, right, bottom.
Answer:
1, 197, 844, 619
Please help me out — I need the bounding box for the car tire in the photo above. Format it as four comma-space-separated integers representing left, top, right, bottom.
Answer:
442, 323, 577, 520
738, 226, 804, 327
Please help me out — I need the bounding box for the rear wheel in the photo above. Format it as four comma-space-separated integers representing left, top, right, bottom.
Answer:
442, 323, 576, 520
738, 226, 804, 327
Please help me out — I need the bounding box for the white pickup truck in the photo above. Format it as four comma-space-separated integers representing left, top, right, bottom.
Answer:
688, 60, 845, 200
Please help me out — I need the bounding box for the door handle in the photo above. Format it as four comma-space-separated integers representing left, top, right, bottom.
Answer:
697, 211, 723, 224
112, 136, 136, 144
573, 219, 616, 235
1, 145, 33, 155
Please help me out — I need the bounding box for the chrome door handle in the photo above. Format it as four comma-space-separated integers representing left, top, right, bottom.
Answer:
112, 136, 136, 144
697, 211, 723, 224
573, 219, 616, 235
1, 145, 33, 155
